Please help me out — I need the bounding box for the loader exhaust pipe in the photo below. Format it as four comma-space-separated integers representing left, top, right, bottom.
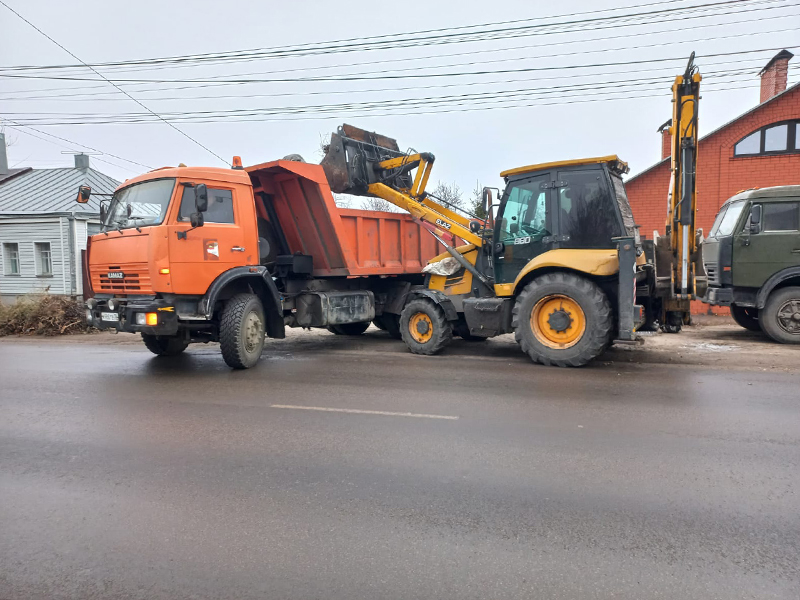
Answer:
320, 124, 423, 196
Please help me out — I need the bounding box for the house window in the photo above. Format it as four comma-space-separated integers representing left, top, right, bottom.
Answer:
3, 242, 20, 275
734, 121, 799, 156
34, 242, 53, 276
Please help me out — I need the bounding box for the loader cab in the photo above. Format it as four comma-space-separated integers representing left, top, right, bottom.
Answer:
492, 157, 631, 284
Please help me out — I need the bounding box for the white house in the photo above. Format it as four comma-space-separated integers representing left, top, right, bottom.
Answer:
0, 134, 120, 303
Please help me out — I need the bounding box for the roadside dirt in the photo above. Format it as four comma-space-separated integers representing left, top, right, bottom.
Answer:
1, 314, 796, 372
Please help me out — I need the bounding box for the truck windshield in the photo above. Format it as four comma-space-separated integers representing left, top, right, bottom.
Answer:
104, 178, 176, 231
709, 200, 745, 237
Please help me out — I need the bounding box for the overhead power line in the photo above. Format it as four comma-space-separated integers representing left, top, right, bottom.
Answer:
0, 0, 225, 164
1, 0, 785, 72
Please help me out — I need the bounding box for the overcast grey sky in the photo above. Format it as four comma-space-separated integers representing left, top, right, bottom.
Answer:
1, 0, 798, 195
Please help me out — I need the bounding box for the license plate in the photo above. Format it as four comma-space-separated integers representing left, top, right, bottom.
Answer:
101, 312, 119, 322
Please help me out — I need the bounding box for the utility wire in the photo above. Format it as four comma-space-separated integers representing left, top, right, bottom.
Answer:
0, 0, 225, 164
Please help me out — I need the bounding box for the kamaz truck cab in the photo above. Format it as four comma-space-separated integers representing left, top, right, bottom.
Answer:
702, 185, 800, 343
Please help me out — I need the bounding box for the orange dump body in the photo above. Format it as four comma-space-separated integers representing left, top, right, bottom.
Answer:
247, 160, 444, 277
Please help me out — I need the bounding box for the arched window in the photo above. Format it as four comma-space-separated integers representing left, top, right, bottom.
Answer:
733, 121, 799, 156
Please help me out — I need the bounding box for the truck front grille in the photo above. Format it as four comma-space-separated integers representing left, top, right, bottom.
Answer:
91, 263, 153, 295
704, 261, 720, 286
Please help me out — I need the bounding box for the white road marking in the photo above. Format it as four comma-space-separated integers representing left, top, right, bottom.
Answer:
270, 404, 459, 420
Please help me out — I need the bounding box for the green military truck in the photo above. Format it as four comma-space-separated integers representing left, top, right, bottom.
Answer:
702, 185, 800, 343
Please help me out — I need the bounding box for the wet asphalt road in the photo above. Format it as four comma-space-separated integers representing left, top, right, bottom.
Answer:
1, 332, 799, 600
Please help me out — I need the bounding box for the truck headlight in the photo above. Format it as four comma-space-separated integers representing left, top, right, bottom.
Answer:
136, 313, 146, 325
108, 298, 117, 311
85, 309, 93, 322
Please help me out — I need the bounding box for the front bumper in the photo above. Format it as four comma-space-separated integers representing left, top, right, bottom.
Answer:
701, 286, 733, 307
87, 297, 179, 335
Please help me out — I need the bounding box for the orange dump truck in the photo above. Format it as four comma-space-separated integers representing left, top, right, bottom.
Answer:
80, 159, 447, 368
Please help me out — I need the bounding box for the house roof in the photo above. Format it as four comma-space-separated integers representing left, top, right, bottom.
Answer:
626, 80, 800, 184
0, 165, 120, 215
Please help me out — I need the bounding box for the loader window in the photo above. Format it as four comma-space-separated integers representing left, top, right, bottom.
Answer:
498, 179, 548, 241
557, 169, 621, 248
179, 187, 235, 224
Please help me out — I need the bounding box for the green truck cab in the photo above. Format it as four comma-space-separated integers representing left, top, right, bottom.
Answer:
702, 185, 800, 343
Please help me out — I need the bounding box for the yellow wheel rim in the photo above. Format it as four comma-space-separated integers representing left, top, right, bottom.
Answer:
408, 312, 434, 343
530, 294, 586, 349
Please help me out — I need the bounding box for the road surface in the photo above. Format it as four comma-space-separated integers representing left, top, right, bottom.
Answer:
1, 328, 798, 599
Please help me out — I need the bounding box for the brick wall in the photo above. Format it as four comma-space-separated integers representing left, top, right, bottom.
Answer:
626, 84, 800, 313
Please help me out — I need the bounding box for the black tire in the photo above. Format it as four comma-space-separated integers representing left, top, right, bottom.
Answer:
328, 321, 370, 336
731, 304, 761, 332
454, 320, 489, 341
759, 287, 800, 344
513, 272, 612, 367
374, 314, 402, 339
141, 333, 189, 356
219, 293, 266, 369
660, 311, 683, 334
399, 298, 453, 355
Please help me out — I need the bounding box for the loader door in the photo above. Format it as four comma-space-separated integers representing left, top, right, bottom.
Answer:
493, 173, 555, 284
554, 168, 622, 249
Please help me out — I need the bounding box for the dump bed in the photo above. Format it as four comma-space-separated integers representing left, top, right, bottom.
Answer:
246, 160, 445, 277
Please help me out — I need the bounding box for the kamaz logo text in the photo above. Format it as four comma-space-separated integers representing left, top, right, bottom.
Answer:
107, 272, 125, 280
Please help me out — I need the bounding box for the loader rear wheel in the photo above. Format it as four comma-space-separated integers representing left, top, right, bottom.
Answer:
731, 304, 761, 332
400, 299, 453, 355
141, 333, 189, 357
759, 287, 800, 344
327, 321, 370, 336
220, 293, 265, 369
513, 273, 612, 367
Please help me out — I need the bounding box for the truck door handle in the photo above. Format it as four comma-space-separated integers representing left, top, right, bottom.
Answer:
231, 246, 246, 252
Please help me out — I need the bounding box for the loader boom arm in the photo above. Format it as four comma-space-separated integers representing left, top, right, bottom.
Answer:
321, 125, 484, 247
667, 52, 702, 299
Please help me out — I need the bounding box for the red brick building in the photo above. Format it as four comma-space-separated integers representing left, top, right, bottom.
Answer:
625, 50, 799, 313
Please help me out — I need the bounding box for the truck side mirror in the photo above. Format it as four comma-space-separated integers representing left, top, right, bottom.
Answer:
195, 184, 209, 213
190, 212, 205, 228
749, 204, 762, 234
76, 185, 91, 204
99, 201, 107, 223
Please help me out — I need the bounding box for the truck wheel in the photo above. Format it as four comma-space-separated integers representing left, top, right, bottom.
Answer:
513, 273, 612, 367
374, 314, 402, 339
400, 298, 453, 355
141, 333, 189, 356
329, 321, 370, 336
219, 293, 265, 369
759, 287, 800, 344
731, 304, 761, 332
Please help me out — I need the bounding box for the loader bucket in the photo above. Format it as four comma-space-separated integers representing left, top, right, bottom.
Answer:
320, 124, 412, 195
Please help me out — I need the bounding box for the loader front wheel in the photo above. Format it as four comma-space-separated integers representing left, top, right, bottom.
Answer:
219, 293, 265, 369
400, 299, 453, 355
513, 273, 612, 367
141, 333, 189, 357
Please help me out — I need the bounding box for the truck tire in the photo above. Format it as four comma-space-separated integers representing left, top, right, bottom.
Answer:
374, 314, 402, 339
328, 321, 370, 336
141, 333, 189, 356
759, 287, 800, 344
400, 298, 453, 355
513, 272, 612, 367
219, 293, 266, 369
731, 304, 761, 332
